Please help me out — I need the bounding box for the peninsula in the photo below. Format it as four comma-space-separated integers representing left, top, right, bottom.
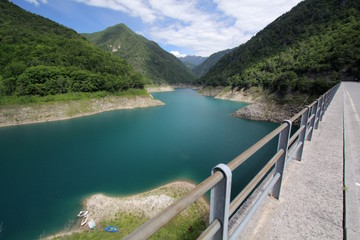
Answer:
47, 182, 209, 239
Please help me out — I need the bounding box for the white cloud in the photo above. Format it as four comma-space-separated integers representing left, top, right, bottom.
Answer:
148, 0, 200, 23
75, 0, 157, 23
73, 0, 303, 56
170, 51, 187, 58
25, 0, 48, 6
214, 0, 302, 32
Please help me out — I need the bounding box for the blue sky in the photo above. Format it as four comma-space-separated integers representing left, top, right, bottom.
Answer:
11, 0, 302, 57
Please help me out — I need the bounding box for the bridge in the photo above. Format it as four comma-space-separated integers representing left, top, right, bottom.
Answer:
124, 81, 360, 240
231, 81, 360, 240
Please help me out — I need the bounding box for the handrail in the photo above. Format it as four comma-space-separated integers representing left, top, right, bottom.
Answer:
198, 219, 221, 240
123, 171, 224, 240
229, 149, 284, 215
288, 125, 305, 145
227, 123, 287, 171
123, 83, 340, 240
289, 107, 307, 122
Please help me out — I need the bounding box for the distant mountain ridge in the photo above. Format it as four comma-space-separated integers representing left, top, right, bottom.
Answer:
84, 24, 195, 84
193, 49, 232, 77
178, 55, 207, 69
201, 0, 360, 96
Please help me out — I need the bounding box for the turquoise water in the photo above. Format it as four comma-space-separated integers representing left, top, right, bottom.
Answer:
0, 89, 277, 239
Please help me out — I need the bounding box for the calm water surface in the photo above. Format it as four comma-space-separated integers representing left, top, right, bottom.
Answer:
0, 89, 277, 239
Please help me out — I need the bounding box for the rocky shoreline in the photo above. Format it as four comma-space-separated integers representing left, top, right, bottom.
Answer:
232, 101, 302, 123
198, 86, 303, 123
0, 95, 164, 128
145, 85, 175, 93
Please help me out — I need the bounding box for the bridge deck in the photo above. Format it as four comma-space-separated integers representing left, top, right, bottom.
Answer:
232, 82, 360, 240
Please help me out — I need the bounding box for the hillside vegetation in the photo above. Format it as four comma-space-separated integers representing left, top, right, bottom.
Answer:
0, 1, 144, 101
179, 55, 207, 70
193, 49, 232, 77
200, 0, 360, 97
84, 24, 195, 84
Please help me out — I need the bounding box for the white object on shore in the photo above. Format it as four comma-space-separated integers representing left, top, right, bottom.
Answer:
88, 219, 96, 229
77, 211, 88, 218
80, 215, 88, 226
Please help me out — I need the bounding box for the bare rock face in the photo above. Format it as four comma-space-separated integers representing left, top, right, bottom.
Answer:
198, 86, 224, 97
198, 86, 304, 123
233, 102, 301, 123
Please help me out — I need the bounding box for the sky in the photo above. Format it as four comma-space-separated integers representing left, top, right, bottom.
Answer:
11, 0, 302, 57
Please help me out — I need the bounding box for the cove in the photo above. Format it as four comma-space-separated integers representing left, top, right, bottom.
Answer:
0, 89, 277, 240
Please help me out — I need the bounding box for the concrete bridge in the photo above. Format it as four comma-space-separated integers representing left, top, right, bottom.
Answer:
231, 82, 360, 240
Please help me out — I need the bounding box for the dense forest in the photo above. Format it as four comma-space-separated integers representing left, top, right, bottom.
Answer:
0, 1, 144, 98
83, 24, 195, 84
200, 0, 360, 96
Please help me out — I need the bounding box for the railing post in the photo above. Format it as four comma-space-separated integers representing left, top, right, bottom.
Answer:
306, 100, 318, 141
320, 93, 327, 121
315, 97, 322, 129
209, 164, 232, 240
326, 90, 331, 110
272, 120, 291, 200
294, 107, 309, 161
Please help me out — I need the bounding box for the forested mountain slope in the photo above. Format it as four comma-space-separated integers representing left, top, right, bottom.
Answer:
0, 0, 143, 98
201, 0, 360, 96
179, 55, 207, 70
84, 24, 195, 84
193, 49, 232, 77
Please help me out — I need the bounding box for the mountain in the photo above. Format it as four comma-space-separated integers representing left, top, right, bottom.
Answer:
179, 55, 207, 69
83, 24, 195, 84
201, 0, 360, 96
193, 49, 232, 77
0, 0, 144, 98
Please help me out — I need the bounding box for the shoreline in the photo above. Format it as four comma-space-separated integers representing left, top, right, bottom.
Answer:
145, 85, 175, 93
46, 181, 209, 239
0, 94, 164, 128
198, 86, 256, 103
198, 86, 304, 123
0, 85, 277, 127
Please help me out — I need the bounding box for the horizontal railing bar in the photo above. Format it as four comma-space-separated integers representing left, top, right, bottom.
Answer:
227, 123, 287, 172
289, 108, 307, 123
123, 171, 224, 240
197, 219, 221, 240
288, 125, 305, 146
308, 114, 315, 123
229, 172, 281, 240
229, 149, 284, 215
287, 140, 296, 159
308, 100, 317, 108
287, 141, 303, 165
288, 138, 298, 156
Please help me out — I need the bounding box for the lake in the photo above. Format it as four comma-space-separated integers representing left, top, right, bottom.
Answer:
0, 89, 278, 239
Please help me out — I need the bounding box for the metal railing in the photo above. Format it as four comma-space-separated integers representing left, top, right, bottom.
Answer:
123, 83, 340, 240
